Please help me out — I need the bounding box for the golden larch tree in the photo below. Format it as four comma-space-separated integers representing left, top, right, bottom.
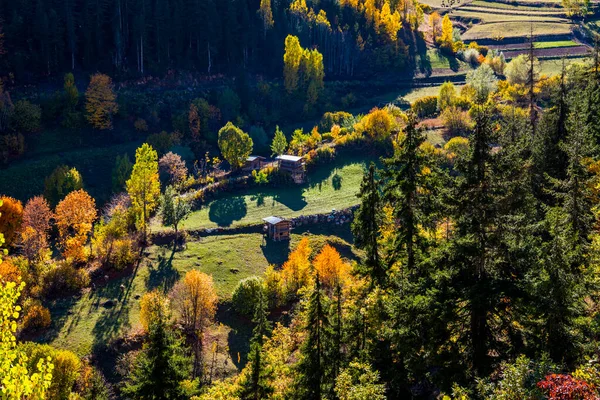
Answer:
281, 237, 312, 294
55, 189, 97, 262
284, 35, 304, 94
85, 73, 118, 130
313, 244, 351, 289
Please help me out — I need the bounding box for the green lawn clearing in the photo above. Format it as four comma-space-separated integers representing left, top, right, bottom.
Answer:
539, 56, 589, 75
171, 154, 378, 231
453, 10, 566, 23
534, 40, 580, 49
40, 225, 358, 357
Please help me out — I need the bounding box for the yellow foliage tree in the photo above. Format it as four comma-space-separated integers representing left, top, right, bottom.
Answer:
0, 281, 53, 399
284, 35, 303, 94
440, 15, 453, 49
170, 270, 218, 335
313, 244, 351, 289
430, 12, 442, 42
355, 107, 395, 140
55, 189, 97, 262
85, 73, 118, 130
127, 143, 160, 235
0, 196, 23, 247
281, 237, 312, 295
139, 290, 171, 331
258, 0, 274, 32
378, 1, 401, 42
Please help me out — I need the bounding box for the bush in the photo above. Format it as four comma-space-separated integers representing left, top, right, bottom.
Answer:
42, 262, 90, 298
320, 111, 353, 131
441, 106, 472, 136
461, 48, 480, 65
232, 276, 264, 316
147, 131, 181, 156
252, 169, 269, 185
412, 96, 438, 118
134, 118, 149, 132
21, 303, 52, 332
12, 100, 42, 133
44, 165, 84, 206
0, 133, 25, 164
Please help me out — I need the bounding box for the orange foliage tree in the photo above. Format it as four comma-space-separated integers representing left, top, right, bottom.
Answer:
85, 73, 118, 130
140, 290, 171, 331
312, 244, 351, 289
281, 237, 312, 295
20, 196, 53, 262
0, 258, 21, 283
55, 189, 97, 262
0, 196, 23, 247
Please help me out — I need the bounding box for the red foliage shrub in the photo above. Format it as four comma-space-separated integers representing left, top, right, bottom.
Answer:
537, 374, 599, 400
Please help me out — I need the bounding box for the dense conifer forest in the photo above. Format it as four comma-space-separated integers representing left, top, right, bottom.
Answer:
3, 0, 600, 399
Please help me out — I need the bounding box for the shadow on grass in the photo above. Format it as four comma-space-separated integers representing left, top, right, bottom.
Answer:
146, 243, 181, 294
209, 196, 248, 227
261, 238, 291, 267
216, 303, 253, 370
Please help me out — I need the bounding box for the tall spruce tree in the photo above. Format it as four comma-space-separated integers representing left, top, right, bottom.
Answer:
352, 163, 385, 285
295, 274, 331, 400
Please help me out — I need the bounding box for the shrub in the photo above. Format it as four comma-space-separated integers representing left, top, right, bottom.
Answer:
437, 82, 457, 111
453, 96, 472, 111
320, 111, 353, 131
42, 262, 90, 298
21, 303, 52, 332
252, 169, 269, 185
232, 276, 264, 316
461, 48, 480, 65
147, 131, 181, 156
12, 100, 42, 133
134, 118, 149, 132
412, 96, 438, 118
112, 238, 138, 270
44, 165, 84, 206
441, 106, 472, 136
0, 133, 25, 164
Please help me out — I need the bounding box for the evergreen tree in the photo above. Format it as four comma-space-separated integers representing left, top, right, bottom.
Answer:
352, 163, 385, 285
295, 274, 331, 400
381, 111, 440, 272
122, 303, 191, 399
238, 290, 273, 400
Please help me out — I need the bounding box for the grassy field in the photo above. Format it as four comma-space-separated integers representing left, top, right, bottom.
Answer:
453, 10, 566, 23
40, 225, 359, 358
462, 21, 574, 40
469, 0, 562, 10
539, 56, 589, 75
169, 154, 379, 231
534, 40, 580, 49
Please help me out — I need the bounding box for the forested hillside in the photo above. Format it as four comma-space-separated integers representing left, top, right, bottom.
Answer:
0, 0, 422, 79
3, 0, 600, 399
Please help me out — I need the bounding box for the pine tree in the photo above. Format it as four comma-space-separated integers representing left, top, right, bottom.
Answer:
352, 163, 385, 285
295, 274, 330, 400
238, 290, 273, 400
381, 111, 441, 272
122, 302, 190, 399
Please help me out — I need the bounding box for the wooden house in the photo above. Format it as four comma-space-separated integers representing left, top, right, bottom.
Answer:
276, 155, 306, 183
243, 155, 266, 171
262, 216, 292, 241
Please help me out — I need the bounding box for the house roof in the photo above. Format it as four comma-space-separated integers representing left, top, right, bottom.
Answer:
247, 155, 265, 162
263, 216, 284, 225
276, 155, 303, 162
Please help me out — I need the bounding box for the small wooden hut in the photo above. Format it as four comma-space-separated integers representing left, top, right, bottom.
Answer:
243, 155, 266, 171
262, 216, 292, 241
276, 155, 305, 183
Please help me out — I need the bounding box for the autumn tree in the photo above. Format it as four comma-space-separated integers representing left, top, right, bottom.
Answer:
439, 15, 453, 50
139, 290, 171, 331
271, 126, 288, 156
126, 143, 160, 236
313, 245, 350, 290
85, 73, 118, 130
159, 186, 191, 236
44, 165, 84, 207
218, 122, 253, 170
284, 35, 303, 94
170, 270, 218, 378
430, 12, 442, 42
55, 189, 97, 262
258, 0, 275, 33
19, 196, 53, 263
158, 152, 188, 186
0, 196, 23, 247
0, 281, 53, 399
281, 237, 312, 296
